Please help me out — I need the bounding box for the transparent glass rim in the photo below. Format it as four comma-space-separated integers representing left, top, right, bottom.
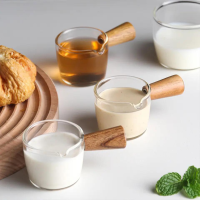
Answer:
153, 0, 200, 30
23, 119, 84, 156
55, 26, 108, 52
94, 75, 151, 108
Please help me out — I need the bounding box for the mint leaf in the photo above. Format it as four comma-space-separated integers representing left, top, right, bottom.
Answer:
182, 166, 200, 198
156, 172, 183, 196
184, 182, 200, 199
183, 166, 199, 185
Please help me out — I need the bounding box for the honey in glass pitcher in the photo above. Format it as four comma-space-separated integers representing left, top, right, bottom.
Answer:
55, 28, 108, 86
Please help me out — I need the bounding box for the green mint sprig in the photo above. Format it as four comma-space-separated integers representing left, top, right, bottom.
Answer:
156, 166, 200, 199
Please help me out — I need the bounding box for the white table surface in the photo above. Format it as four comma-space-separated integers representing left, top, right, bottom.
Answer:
0, 0, 200, 200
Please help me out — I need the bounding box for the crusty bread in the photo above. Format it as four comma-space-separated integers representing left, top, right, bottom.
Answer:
0, 45, 37, 107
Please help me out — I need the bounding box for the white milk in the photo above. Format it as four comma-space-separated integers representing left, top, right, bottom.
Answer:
95, 88, 150, 139
24, 132, 84, 190
154, 23, 200, 70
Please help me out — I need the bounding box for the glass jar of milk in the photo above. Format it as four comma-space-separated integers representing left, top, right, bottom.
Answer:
94, 76, 151, 140
153, 1, 200, 70
23, 120, 84, 190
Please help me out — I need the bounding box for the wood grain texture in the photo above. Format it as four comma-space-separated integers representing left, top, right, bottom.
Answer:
84, 126, 126, 151
142, 75, 185, 100
0, 66, 58, 180
103, 22, 136, 47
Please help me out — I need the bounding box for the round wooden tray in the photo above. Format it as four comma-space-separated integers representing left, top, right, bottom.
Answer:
0, 67, 59, 180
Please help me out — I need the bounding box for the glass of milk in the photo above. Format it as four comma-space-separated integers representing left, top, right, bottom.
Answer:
153, 1, 200, 70
23, 120, 84, 190
94, 76, 151, 140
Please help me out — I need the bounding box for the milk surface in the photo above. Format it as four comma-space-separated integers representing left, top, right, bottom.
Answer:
154, 23, 200, 70
95, 87, 150, 139
24, 132, 84, 190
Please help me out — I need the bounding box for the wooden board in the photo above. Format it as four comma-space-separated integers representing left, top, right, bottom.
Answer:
0, 67, 59, 180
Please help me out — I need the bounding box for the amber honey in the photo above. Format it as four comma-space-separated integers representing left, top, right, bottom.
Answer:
56, 37, 108, 86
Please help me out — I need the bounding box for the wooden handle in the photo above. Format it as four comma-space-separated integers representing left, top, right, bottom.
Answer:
98, 22, 136, 47
84, 126, 126, 151
142, 75, 185, 100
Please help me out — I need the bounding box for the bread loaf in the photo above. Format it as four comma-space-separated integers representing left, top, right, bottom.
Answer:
0, 45, 36, 107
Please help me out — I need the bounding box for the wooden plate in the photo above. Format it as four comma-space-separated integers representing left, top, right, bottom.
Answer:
0, 67, 59, 180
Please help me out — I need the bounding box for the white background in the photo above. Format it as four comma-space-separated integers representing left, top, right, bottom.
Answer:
0, 0, 200, 200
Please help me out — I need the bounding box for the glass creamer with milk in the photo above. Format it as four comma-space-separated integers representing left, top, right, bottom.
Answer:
153, 1, 200, 70
23, 120, 128, 190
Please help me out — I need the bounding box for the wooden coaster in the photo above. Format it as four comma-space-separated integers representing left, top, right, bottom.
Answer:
0, 67, 59, 180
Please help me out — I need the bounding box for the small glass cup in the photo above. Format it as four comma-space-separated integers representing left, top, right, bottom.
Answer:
55, 27, 108, 86
153, 1, 200, 70
23, 120, 84, 190
94, 76, 151, 140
